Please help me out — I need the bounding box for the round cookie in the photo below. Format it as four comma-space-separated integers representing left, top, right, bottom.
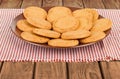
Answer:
47, 6, 72, 23
48, 39, 79, 47
23, 6, 47, 19
53, 16, 79, 33
21, 32, 49, 43
17, 19, 35, 32
80, 31, 106, 43
77, 18, 93, 30
27, 17, 52, 30
73, 9, 93, 21
61, 30, 91, 40
83, 8, 99, 22
91, 18, 112, 32
33, 29, 61, 38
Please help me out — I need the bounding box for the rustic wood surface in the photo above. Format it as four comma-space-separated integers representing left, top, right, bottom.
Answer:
0, 62, 3, 73
0, 0, 120, 79
102, 0, 120, 9
35, 62, 67, 79
100, 62, 120, 79
0, 62, 34, 79
21, 0, 42, 8
83, 0, 105, 8
68, 62, 102, 79
63, 0, 84, 8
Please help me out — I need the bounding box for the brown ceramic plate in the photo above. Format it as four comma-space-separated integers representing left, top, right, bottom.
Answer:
10, 7, 111, 48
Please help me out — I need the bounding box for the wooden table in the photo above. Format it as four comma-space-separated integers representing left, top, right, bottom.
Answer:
0, 0, 120, 79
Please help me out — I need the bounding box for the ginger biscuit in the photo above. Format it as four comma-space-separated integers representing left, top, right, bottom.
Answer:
53, 16, 79, 33
47, 6, 72, 23
61, 30, 91, 40
48, 39, 79, 47
27, 17, 52, 30
91, 18, 112, 31
83, 8, 99, 22
80, 31, 106, 43
73, 9, 93, 21
21, 32, 49, 43
33, 29, 61, 38
77, 18, 93, 30
17, 19, 35, 32
23, 6, 47, 19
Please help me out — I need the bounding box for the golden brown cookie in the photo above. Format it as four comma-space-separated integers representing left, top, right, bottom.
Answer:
53, 16, 79, 33
33, 29, 61, 38
83, 8, 99, 22
80, 31, 106, 43
17, 19, 35, 32
27, 17, 52, 30
21, 32, 49, 43
47, 6, 72, 23
73, 9, 93, 21
77, 18, 93, 30
48, 39, 79, 47
23, 6, 47, 19
91, 18, 112, 31
61, 30, 91, 39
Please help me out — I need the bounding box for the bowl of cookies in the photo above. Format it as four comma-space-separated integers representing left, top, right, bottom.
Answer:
11, 6, 112, 48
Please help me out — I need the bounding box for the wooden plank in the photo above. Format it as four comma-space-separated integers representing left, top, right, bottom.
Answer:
0, 62, 2, 69
83, 0, 105, 8
68, 62, 102, 79
0, 0, 22, 8
0, 0, 2, 4
35, 62, 67, 79
0, 62, 34, 79
100, 61, 120, 79
21, 0, 42, 8
0, 62, 3, 72
42, 0, 62, 7
102, 0, 120, 9
63, 0, 84, 8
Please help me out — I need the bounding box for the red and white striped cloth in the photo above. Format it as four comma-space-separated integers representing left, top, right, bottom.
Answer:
0, 9, 120, 62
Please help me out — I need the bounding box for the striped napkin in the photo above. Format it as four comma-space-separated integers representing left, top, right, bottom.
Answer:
0, 9, 120, 62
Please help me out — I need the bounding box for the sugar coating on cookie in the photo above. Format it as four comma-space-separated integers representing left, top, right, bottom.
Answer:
48, 39, 79, 47
80, 31, 106, 43
21, 32, 49, 43
91, 18, 112, 31
77, 18, 93, 31
33, 29, 61, 38
17, 19, 35, 32
61, 30, 91, 39
27, 17, 52, 30
73, 9, 93, 21
47, 6, 72, 23
23, 6, 47, 19
53, 16, 79, 33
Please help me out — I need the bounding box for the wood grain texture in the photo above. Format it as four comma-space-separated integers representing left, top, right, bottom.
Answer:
42, 0, 62, 7
21, 0, 42, 8
102, 0, 120, 9
0, 0, 22, 8
83, 0, 105, 8
100, 61, 120, 79
68, 62, 102, 79
0, 62, 3, 72
0, 62, 2, 69
35, 62, 67, 79
0, 62, 34, 79
63, 0, 84, 8
0, 0, 2, 4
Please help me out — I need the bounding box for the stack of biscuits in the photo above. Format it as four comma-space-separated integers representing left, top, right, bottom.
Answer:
17, 6, 112, 47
